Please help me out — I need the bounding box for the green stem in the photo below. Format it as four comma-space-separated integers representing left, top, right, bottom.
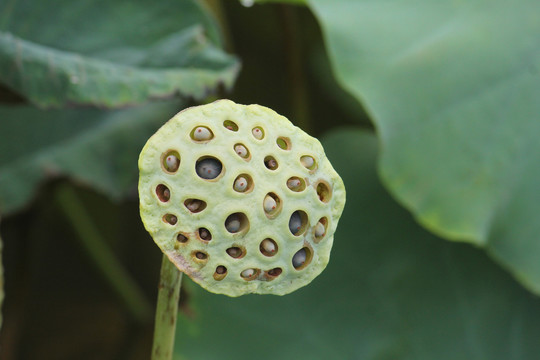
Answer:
152, 254, 183, 360
55, 184, 152, 323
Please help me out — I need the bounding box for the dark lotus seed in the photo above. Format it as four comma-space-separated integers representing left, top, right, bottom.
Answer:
196, 158, 222, 179
216, 265, 226, 274
292, 248, 307, 269
289, 211, 302, 235
199, 228, 212, 241
226, 247, 242, 258
177, 234, 188, 243
196, 252, 207, 260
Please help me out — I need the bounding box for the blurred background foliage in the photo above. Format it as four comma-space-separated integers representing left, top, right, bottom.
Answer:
0, 0, 539, 359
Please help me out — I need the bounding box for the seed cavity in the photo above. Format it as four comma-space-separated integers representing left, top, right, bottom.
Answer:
225, 213, 249, 234
226, 246, 245, 259
260, 238, 278, 257
263, 192, 281, 218
252, 127, 264, 140
191, 126, 214, 141
286, 177, 306, 192
241, 268, 259, 280
288, 210, 308, 236
196, 157, 223, 180
184, 199, 207, 213
156, 184, 170, 202
223, 120, 238, 131
316, 181, 332, 203
234, 143, 250, 160
163, 214, 177, 225
292, 247, 312, 270
276, 137, 291, 150
233, 174, 254, 193
198, 227, 212, 241
162, 151, 180, 173
300, 155, 316, 171
214, 266, 227, 281
264, 156, 278, 170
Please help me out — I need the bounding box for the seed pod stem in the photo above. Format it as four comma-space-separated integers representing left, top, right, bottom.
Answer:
152, 255, 183, 360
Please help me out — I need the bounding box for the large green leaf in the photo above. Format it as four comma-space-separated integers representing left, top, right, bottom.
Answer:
0, 101, 180, 214
0, 0, 239, 108
174, 129, 540, 360
303, 1, 540, 293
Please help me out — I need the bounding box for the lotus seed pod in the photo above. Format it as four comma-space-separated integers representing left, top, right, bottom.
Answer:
138, 99, 346, 296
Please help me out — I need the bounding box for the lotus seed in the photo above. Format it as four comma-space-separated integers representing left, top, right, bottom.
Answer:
234, 144, 249, 158
164, 214, 177, 225
268, 268, 282, 276
263, 195, 277, 213
241, 269, 256, 278
300, 155, 314, 169
289, 211, 302, 235
234, 177, 248, 192
252, 127, 263, 139
186, 200, 202, 212
292, 248, 307, 269
165, 154, 179, 172
216, 265, 227, 274
193, 126, 213, 141
314, 221, 325, 238
287, 178, 301, 190
265, 157, 278, 170
225, 214, 241, 233
177, 234, 188, 243
196, 158, 222, 179
261, 239, 276, 254
199, 228, 211, 241
196, 251, 207, 259
226, 247, 242, 258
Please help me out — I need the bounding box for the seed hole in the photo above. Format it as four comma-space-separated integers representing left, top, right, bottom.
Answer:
314, 217, 328, 243
163, 214, 177, 225
241, 268, 259, 280
264, 156, 278, 170
226, 246, 245, 259
192, 251, 208, 262
184, 199, 207, 213
263, 192, 282, 218
225, 213, 249, 234
252, 127, 264, 140
223, 120, 238, 132
286, 177, 306, 192
276, 137, 291, 150
190, 126, 214, 141
196, 157, 223, 180
198, 227, 212, 241
234, 143, 251, 160
300, 155, 317, 171
266, 268, 283, 279
214, 266, 227, 281
161, 150, 180, 173
156, 184, 171, 202
260, 238, 278, 257
288, 210, 308, 236
233, 174, 254, 193
316, 181, 332, 203
292, 247, 312, 270
176, 233, 188, 243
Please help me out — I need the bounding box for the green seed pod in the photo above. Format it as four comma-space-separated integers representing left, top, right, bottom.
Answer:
138, 100, 345, 296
